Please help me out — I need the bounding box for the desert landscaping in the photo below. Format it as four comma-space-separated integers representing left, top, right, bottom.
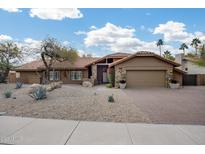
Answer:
0, 83, 150, 123
1, 83, 205, 125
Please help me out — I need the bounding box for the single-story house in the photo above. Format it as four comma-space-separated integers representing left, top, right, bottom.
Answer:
175, 53, 205, 86
14, 57, 99, 84
14, 51, 183, 88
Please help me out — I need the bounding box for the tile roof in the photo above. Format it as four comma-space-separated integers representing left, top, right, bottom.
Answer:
85, 52, 131, 67
15, 57, 99, 71
109, 51, 181, 67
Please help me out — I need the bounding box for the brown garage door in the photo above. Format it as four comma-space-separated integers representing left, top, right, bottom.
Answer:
126, 70, 166, 88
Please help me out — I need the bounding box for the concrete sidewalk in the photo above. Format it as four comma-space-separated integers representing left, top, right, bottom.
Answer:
0, 116, 205, 145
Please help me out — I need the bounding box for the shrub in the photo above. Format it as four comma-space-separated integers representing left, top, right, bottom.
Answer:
106, 83, 113, 88
107, 73, 114, 86
4, 90, 12, 98
119, 80, 126, 84
15, 81, 23, 89
108, 95, 114, 103
0, 75, 6, 83
30, 86, 47, 100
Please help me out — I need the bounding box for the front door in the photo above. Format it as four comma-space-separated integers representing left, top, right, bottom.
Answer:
97, 65, 108, 84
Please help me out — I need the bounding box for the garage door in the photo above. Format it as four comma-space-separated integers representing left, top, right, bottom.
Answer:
126, 70, 166, 88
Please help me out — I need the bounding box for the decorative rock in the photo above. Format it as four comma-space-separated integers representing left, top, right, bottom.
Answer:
82, 81, 93, 88
46, 85, 53, 92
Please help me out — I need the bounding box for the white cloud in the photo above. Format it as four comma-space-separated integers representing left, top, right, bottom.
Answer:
84, 22, 136, 48
1, 8, 22, 13
62, 41, 70, 46
194, 32, 205, 42
0, 34, 13, 41
147, 28, 153, 33
23, 38, 42, 49
153, 21, 205, 45
153, 21, 193, 43
90, 25, 97, 30
83, 22, 180, 55
29, 8, 83, 20
74, 31, 87, 35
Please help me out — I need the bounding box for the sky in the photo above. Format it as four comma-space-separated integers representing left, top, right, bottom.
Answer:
0, 8, 205, 62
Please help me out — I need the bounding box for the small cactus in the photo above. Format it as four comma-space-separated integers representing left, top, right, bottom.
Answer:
108, 94, 114, 103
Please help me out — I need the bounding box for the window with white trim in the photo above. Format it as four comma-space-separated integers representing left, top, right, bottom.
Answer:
49, 71, 60, 81
70, 71, 82, 80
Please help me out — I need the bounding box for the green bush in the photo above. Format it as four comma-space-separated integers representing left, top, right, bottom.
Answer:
106, 83, 113, 88
30, 86, 47, 100
107, 73, 114, 86
108, 95, 114, 103
4, 90, 12, 98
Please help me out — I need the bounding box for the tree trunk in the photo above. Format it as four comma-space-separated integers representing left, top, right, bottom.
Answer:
196, 47, 198, 55
159, 46, 162, 56
41, 52, 51, 84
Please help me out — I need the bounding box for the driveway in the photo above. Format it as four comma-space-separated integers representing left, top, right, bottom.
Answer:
124, 86, 205, 125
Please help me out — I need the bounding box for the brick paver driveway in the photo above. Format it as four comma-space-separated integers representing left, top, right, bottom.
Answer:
124, 86, 205, 125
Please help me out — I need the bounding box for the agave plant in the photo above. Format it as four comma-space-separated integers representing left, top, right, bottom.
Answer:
4, 90, 12, 98
15, 81, 23, 89
30, 86, 47, 100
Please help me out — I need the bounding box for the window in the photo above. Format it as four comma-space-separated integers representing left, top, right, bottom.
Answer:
49, 71, 60, 81
70, 71, 82, 80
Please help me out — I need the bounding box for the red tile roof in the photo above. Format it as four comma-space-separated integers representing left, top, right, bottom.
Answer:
85, 52, 131, 67
109, 51, 181, 67
15, 57, 99, 71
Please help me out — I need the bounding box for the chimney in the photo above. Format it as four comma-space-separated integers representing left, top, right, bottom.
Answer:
175, 53, 184, 64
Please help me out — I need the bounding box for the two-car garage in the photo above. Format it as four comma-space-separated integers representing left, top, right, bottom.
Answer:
126, 70, 166, 88
109, 52, 181, 88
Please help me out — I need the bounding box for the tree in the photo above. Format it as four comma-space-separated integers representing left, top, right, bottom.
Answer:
179, 43, 189, 55
163, 50, 175, 61
40, 37, 78, 83
0, 41, 22, 78
156, 39, 164, 56
191, 38, 201, 55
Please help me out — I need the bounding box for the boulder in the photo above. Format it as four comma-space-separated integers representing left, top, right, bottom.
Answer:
46, 85, 53, 92
82, 81, 93, 88
28, 84, 42, 94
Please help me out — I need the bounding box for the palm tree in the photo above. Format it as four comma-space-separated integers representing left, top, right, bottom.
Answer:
191, 38, 201, 55
163, 50, 175, 61
156, 39, 164, 56
179, 43, 189, 55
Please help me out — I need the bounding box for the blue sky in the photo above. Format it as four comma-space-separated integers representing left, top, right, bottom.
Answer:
0, 8, 205, 60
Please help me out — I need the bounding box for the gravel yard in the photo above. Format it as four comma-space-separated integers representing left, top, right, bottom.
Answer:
0, 84, 150, 123
1, 84, 204, 125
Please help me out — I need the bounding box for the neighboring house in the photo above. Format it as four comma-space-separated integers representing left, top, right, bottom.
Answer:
175, 53, 205, 86
15, 51, 183, 88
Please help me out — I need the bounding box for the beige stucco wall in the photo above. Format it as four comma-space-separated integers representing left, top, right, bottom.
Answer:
173, 71, 183, 86
18, 69, 88, 84
114, 56, 174, 88
18, 71, 41, 84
